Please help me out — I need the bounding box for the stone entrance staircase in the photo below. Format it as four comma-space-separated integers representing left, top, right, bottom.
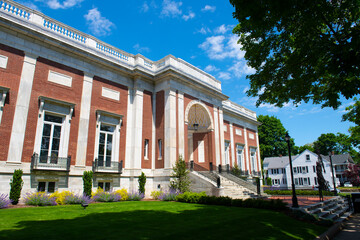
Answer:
301, 196, 353, 222
189, 171, 261, 199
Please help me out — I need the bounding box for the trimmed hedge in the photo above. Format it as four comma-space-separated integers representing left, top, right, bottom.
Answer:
175, 192, 288, 211
264, 189, 335, 196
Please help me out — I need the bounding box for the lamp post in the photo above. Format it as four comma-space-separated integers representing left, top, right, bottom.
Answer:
329, 151, 337, 195
285, 132, 299, 208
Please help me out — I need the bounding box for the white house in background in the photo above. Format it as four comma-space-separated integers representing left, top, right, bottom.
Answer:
323, 154, 354, 185
263, 150, 333, 190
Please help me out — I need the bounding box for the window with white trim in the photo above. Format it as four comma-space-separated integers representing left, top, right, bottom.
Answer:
34, 97, 74, 164
158, 139, 162, 159
224, 141, 230, 165
98, 182, 111, 192
250, 148, 257, 172
306, 154, 310, 161
95, 110, 123, 167
144, 139, 149, 159
236, 144, 244, 170
0, 86, 9, 125
38, 181, 56, 193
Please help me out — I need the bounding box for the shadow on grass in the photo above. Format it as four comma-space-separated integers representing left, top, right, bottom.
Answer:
0, 204, 325, 240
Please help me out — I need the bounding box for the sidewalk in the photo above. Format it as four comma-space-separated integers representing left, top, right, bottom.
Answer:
268, 195, 333, 207
332, 213, 360, 240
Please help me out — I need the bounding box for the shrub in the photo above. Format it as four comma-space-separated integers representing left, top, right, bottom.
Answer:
170, 155, 191, 192
82, 171, 93, 198
50, 191, 73, 205
176, 192, 207, 203
127, 191, 144, 201
266, 177, 272, 186
24, 192, 57, 206
138, 172, 146, 194
114, 188, 129, 201
9, 169, 23, 205
150, 190, 163, 200
65, 194, 92, 205
92, 189, 121, 202
0, 193, 12, 209
159, 189, 179, 201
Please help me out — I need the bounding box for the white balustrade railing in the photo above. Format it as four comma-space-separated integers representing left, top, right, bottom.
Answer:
223, 100, 257, 119
0, 0, 222, 91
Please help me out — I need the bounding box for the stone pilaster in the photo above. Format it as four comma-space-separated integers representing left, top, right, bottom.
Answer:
229, 123, 235, 166
218, 107, 225, 165
177, 91, 184, 158
7, 53, 37, 163
75, 73, 93, 166
213, 107, 220, 166
164, 88, 177, 168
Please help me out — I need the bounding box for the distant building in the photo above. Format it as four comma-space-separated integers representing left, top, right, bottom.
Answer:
263, 150, 334, 190
323, 154, 354, 185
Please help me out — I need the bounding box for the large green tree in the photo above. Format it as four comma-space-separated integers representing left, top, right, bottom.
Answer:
342, 98, 360, 147
313, 133, 353, 155
230, 0, 360, 109
257, 115, 296, 160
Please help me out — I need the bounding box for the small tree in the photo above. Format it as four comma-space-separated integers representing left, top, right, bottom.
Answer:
170, 155, 191, 192
83, 171, 93, 197
9, 169, 23, 205
138, 172, 146, 194
344, 164, 360, 186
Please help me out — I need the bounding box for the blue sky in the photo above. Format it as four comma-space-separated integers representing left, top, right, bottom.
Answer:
18, 0, 355, 147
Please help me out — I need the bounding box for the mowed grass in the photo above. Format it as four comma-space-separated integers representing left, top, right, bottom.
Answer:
0, 201, 326, 240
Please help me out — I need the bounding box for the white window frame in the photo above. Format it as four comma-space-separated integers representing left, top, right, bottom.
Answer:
144, 139, 149, 160
236, 144, 245, 170
0, 86, 9, 125
94, 110, 123, 166
158, 139, 162, 159
34, 97, 74, 160
250, 148, 257, 173
224, 141, 230, 165
306, 154, 310, 161
37, 181, 56, 193
98, 181, 111, 192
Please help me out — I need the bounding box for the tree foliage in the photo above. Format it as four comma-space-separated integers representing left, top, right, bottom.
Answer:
9, 169, 23, 205
82, 171, 93, 198
342, 98, 360, 147
313, 133, 353, 155
344, 164, 360, 186
138, 172, 146, 194
230, 0, 360, 109
170, 155, 191, 193
257, 115, 296, 159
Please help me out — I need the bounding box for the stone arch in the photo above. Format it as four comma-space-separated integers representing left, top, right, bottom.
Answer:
184, 100, 214, 132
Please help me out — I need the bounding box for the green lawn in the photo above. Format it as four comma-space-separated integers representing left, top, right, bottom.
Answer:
0, 201, 326, 240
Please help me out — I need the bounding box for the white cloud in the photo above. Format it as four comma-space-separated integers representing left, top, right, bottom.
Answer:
197, 27, 211, 34
199, 35, 245, 60
18, 1, 40, 11
228, 61, 255, 78
133, 43, 150, 53
141, 1, 149, 12
161, 0, 182, 17
84, 8, 115, 36
218, 72, 231, 80
214, 24, 232, 34
182, 11, 195, 21
204, 65, 219, 72
201, 5, 216, 12
45, 0, 83, 9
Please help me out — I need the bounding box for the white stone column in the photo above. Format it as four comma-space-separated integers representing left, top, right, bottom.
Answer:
255, 132, 262, 174
218, 108, 225, 165
75, 73, 93, 166
7, 53, 37, 163
177, 91, 184, 158
125, 88, 134, 169
164, 88, 177, 168
124, 84, 144, 169
244, 128, 249, 172
229, 123, 235, 166
133, 88, 144, 169
213, 107, 220, 166
151, 92, 156, 170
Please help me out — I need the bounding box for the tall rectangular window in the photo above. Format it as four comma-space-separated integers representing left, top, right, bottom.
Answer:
144, 139, 149, 159
40, 114, 63, 164
236, 144, 244, 170
98, 123, 115, 167
250, 148, 257, 172
306, 155, 310, 161
158, 139, 162, 159
224, 141, 230, 165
